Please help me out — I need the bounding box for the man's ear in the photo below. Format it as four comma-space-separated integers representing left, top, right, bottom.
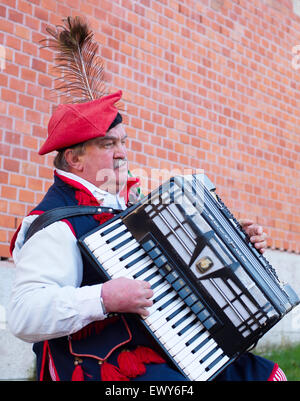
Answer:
64, 149, 84, 172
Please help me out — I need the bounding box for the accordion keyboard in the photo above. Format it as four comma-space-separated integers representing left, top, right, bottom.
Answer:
83, 217, 230, 381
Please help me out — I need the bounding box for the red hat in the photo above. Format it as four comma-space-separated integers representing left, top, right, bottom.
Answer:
39, 90, 122, 155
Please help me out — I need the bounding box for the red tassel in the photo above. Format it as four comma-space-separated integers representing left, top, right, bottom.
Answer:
117, 350, 146, 378
72, 363, 84, 381
134, 346, 166, 364
100, 361, 129, 381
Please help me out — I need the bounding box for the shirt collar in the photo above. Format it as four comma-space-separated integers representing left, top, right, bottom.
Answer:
55, 168, 127, 210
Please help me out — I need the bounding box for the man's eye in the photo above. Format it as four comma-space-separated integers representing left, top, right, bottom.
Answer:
104, 142, 114, 147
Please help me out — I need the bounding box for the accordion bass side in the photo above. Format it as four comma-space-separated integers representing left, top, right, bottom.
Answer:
78, 174, 299, 381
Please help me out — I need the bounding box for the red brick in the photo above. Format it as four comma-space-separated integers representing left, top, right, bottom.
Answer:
3, 158, 20, 172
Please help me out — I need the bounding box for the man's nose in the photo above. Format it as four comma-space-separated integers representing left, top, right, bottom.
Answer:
114, 143, 127, 158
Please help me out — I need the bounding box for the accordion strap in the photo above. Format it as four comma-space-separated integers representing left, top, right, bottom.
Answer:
24, 205, 122, 244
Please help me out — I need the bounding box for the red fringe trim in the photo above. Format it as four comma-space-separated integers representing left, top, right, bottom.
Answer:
100, 362, 129, 381
71, 316, 119, 341
134, 346, 166, 364
117, 350, 146, 378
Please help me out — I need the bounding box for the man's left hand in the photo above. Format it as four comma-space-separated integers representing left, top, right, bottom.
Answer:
239, 219, 268, 254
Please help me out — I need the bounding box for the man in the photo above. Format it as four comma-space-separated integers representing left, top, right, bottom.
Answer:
8, 89, 286, 381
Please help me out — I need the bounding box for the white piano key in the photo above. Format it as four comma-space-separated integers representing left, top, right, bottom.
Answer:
164, 314, 198, 349
147, 273, 164, 287
94, 240, 140, 267
173, 330, 209, 362
103, 247, 146, 274
178, 337, 215, 371
112, 257, 153, 279
153, 307, 192, 339
135, 266, 158, 281
180, 339, 216, 375
196, 354, 230, 381
193, 348, 223, 381
85, 219, 123, 247
150, 281, 172, 300
93, 237, 137, 263
96, 227, 131, 249
146, 294, 182, 323
169, 324, 204, 356
100, 231, 132, 252
147, 299, 185, 329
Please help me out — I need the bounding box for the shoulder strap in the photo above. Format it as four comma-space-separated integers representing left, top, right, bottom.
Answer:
24, 205, 122, 244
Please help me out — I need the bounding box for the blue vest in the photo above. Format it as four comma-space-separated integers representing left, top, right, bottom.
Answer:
29, 175, 276, 381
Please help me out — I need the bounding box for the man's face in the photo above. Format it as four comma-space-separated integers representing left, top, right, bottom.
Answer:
79, 123, 128, 194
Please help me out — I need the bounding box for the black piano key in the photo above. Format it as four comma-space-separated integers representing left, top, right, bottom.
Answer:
191, 336, 211, 354
158, 294, 179, 311
125, 254, 149, 269
112, 236, 132, 251
144, 271, 158, 282
101, 221, 123, 236
133, 264, 152, 278
153, 287, 173, 303
166, 304, 186, 321
200, 346, 218, 363
151, 277, 165, 290
120, 245, 141, 261
106, 229, 128, 244
185, 328, 206, 346
205, 353, 225, 372
172, 311, 192, 329
178, 317, 198, 336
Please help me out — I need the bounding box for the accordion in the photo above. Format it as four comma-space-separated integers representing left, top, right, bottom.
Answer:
78, 174, 299, 381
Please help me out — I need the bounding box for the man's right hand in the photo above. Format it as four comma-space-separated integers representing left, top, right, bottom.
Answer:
101, 277, 154, 317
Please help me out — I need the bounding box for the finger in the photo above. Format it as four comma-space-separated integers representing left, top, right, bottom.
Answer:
144, 289, 154, 299
250, 233, 267, 244
143, 299, 153, 307
139, 307, 150, 317
239, 219, 254, 227
253, 240, 267, 249
245, 224, 263, 237
139, 280, 151, 289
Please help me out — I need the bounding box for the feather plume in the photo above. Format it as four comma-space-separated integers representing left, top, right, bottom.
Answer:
41, 16, 107, 103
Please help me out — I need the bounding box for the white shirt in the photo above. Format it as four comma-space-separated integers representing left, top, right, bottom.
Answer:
7, 169, 127, 343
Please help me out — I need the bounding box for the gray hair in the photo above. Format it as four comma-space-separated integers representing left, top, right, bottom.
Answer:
53, 141, 87, 171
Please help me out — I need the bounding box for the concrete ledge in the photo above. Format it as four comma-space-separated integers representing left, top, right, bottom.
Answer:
255, 249, 300, 351
0, 261, 36, 381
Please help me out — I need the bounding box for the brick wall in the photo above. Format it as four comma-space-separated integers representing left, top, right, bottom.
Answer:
1, 0, 300, 258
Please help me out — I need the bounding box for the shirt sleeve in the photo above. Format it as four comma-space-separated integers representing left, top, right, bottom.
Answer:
8, 216, 107, 343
